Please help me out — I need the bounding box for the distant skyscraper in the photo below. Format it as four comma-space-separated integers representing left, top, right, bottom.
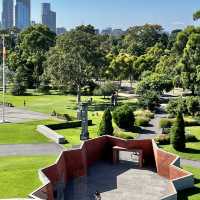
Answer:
2, 0, 13, 29
42, 3, 56, 33
15, 0, 31, 30
56, 27, 66, 35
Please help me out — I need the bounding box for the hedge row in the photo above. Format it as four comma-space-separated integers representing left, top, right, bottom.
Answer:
47, 120, 92, 130
159, 118, 200, 128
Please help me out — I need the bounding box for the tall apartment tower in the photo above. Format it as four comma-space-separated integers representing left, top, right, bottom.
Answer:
42, 3, 56, 33
15, 0, 31, 30
2, 0, 13, 29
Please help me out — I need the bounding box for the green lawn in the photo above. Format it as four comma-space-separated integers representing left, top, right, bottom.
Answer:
178, 166, 200, 200
0, 155, 56, 198
0, 93, 138, 146
161, 126, 200, 161
0, 120, 59, 144
0, 93, 137, 117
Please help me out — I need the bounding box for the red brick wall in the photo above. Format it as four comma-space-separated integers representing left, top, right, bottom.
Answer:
31, 137, 191, 200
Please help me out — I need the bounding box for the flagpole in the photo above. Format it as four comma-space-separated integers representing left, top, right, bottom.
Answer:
2, 35, 6, 123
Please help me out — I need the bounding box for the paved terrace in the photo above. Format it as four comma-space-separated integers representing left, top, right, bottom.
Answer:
65, 162, 171, 200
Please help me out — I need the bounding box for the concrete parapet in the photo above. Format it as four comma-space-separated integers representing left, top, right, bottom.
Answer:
37, 125, 66, 144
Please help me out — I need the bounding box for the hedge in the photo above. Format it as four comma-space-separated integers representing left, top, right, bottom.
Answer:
47, 120, 92, 130
135, 117, 150, 127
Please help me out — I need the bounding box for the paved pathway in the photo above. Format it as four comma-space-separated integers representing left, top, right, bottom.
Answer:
136, 112, 168, 140
0, 143, 63, 156
65, 162, 171, 200
0, 106, 49, 123
181, 159, 200, 168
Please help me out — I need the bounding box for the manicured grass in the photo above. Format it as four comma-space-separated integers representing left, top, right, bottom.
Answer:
178, 166, 200, 200
0, 120, 59, 144
0, 155, 56, 198
0, 93, 137, 117
161, 126, 200, 161
0, 93, 138, 146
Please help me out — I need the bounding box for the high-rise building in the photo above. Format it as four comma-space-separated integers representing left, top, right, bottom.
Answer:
2, 0, 13, 29
56, 27, 66, 35
42, 3, 56, 33
15, 0, 31, 30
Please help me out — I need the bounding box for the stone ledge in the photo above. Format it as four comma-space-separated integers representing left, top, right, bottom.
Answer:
37, 125, 66, 144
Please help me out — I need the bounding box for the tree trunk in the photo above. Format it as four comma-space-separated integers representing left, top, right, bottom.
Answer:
77, 84, 81, 104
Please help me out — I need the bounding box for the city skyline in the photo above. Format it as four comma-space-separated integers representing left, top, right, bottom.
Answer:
0, 0, 200, 31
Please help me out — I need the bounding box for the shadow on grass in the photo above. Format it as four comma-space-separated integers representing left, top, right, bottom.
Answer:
178, 185, 200, 200
183, 148, 200, 154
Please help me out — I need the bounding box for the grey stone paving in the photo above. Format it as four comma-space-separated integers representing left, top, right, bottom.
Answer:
65, 162, 171, 200
181, 159, 200, 168
136, 113, 168, 140
0, 143, 63, 156
0, 106, 49, 123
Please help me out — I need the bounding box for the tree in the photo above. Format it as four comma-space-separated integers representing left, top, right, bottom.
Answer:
179, 33, 200, 95
98, 109, 113, 136
193, 10, 200, 21
122, 24, 167, 56
170, 112, 186, 151
7, 24, 56, 89
136, 73, 173, 96
106, 53, 137, 84
46, 25, 105, 103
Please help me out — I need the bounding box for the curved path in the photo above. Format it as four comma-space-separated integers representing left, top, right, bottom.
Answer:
0, 106, 49, 123
0, 143, 63, 156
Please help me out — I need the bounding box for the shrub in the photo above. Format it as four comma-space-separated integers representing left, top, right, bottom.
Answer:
98, 109, 114, 136
155, 134, 170, 145
186, 96, 200, 116
166, 98, 187, 116
38, 82, 51, 94
11, 83, 26, 96
134, 109, 154, 119
135, 117, 150, 127
93, 82, 117, 98
138, 91, 159, 111
113, 105, 135, 130
170, 112, 186, 151
47, 120, 93, 130
159, 118, 174, 128
185, 134, 199, 142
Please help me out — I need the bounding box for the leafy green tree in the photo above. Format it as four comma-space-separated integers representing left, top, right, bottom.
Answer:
193, 10, 200, 21
179, 33, 200, 95
98, 109, 114, 136
46, 25, 105, 103
122, 24, 167, 56
170, 112, 186, 151
106, 53, 137, 84
7, 24, 56, 89
136, 73, 173, 96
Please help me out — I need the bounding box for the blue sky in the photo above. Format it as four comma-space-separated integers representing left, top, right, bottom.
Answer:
1, 0, 200, 31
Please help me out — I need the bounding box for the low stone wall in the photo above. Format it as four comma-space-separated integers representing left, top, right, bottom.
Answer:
29, 137, 194, 200
152, 140, 194, 200
37, 125, 66, 144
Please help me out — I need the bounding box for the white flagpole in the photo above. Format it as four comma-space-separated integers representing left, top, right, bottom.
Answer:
2, 35, 6, 123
